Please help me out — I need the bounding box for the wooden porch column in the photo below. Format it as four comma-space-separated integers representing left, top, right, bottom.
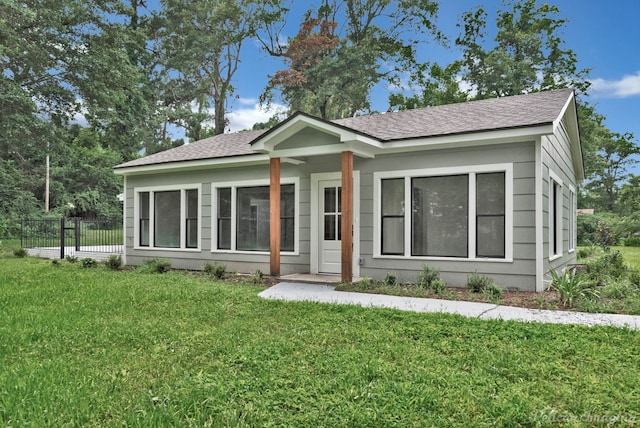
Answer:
341, 151, 353, 283
270, 157, 281, 277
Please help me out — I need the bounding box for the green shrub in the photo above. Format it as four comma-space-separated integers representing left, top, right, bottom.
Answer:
466, 271, 494, 293
383, 273, 397, 287
51, 259, 60, 266
601, 280, 638, 300
141, 258, 171, 274
548, 268, 598, 308
429, 278, 445, 294
81, 258, 98, 268
65, 255, 78, 263
13, 248, 28, 258
417, 265, 440, 287
484, 284, 502, 302
623, 237, 640, 247
104, 255, 123, 270
630, 270, 640, 287
250, 269, 264, 284
586, 251, 627, 284
577, 214, 626, 246
577, 248, 588, 259
577, 243, 597, 259
357, 277, 372, 290
595, 221, 616, 252
204, 262, 226, 279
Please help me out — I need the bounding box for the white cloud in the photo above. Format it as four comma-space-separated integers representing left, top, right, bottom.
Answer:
591, 71, 640, 98
225, 99, 287, 132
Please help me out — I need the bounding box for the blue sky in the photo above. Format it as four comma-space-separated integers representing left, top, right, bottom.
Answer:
156, 0, 640, 175
220, 1, 639, 134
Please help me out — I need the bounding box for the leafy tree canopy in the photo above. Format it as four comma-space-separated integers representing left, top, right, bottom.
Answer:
261, 0, 441, 120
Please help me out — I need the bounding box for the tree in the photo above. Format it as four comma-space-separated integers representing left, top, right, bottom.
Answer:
262, 0, 440, 120
159, 0, 286, 138
456, 0, 589, 99
252, 114, 285, 131
616, 175, 640, 216
580, 130, 639, 212
0, 0, 160, 225
388, 62, 469, 110
576, 102, 640, 213
389, 0, 588, 110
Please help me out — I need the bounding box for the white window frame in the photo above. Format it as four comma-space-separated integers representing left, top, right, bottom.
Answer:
549, 170, 563, 261
133, 184, 202, 251
568, 184, 576, 253
373, 163, 513, 262
211, 177, 299, 255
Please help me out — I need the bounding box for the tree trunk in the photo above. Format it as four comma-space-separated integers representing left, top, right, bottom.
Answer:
214, 95, 226, 135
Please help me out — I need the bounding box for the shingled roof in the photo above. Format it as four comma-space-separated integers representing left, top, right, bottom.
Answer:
115, 88, 574, 170
332, 88, 573, 141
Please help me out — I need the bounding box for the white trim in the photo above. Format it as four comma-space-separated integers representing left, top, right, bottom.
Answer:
568, 184, 577, 253
133, 183, 202, 251
380, 125, 552, 153
468, 173, 477, 259
549, 170, 563, 260
122, 176, 127, 265
404, 177, 411, 256
269, 145, 347, 159
535, 138, 544, 291
115, 154, 270, 176
211, 177, 300, 255
373, 163, 513, 262
117, 121, 556, 177
310, 171, 360, 278
251, 114, 382, 153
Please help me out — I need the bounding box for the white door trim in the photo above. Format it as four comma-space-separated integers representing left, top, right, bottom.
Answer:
310, 171, 360, 278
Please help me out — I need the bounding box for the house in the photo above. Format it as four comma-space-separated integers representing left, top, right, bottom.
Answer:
114, 88, 583, 292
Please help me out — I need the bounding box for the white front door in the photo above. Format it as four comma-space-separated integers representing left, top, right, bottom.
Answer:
311, 171, 359, 278
319, 180, 342, 274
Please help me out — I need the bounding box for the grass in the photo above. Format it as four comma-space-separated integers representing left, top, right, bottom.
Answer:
0, 256, 639, 426
617, 245, 640, 269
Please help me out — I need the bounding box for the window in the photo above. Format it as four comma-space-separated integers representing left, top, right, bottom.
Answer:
412, 175, 468, 257
217, 188, 232, 250
214, 182, 296, 253
476, 173, 505, 258
154, 191, 181, 247
186, 189, 198, 249
568, 187, 576, 252
550, 175, 563, 258
323, 186, 342, 241
375, 164, 512, 261
139, 192, 150, 247
381, 179, 404, 255
135, 186, 200, 250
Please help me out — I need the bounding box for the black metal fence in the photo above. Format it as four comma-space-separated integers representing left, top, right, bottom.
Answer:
21, 217, 123, 259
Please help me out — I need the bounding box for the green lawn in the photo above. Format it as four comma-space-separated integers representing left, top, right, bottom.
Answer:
1, 257, 639, 426
617, 245, 640, 269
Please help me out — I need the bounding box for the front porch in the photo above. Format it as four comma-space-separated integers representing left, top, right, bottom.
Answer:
268, 151, 357, 283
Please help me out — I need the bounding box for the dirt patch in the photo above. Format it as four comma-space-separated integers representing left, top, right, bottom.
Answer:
444, 287, 564, 310
222, 273, 570, 311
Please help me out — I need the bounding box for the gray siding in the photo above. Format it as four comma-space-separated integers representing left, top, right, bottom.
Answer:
541, 118, 578, 280
355, 141, 537, 290
123, 139, 550, 291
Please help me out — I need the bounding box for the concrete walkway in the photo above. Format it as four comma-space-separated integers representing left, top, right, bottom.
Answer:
259, 282, 640, 330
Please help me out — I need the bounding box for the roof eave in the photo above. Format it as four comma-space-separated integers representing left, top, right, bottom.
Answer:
251, 111, 383, 153
380, 123, 555, 152
553, 91, 585, 182
114, 153, 270, 176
